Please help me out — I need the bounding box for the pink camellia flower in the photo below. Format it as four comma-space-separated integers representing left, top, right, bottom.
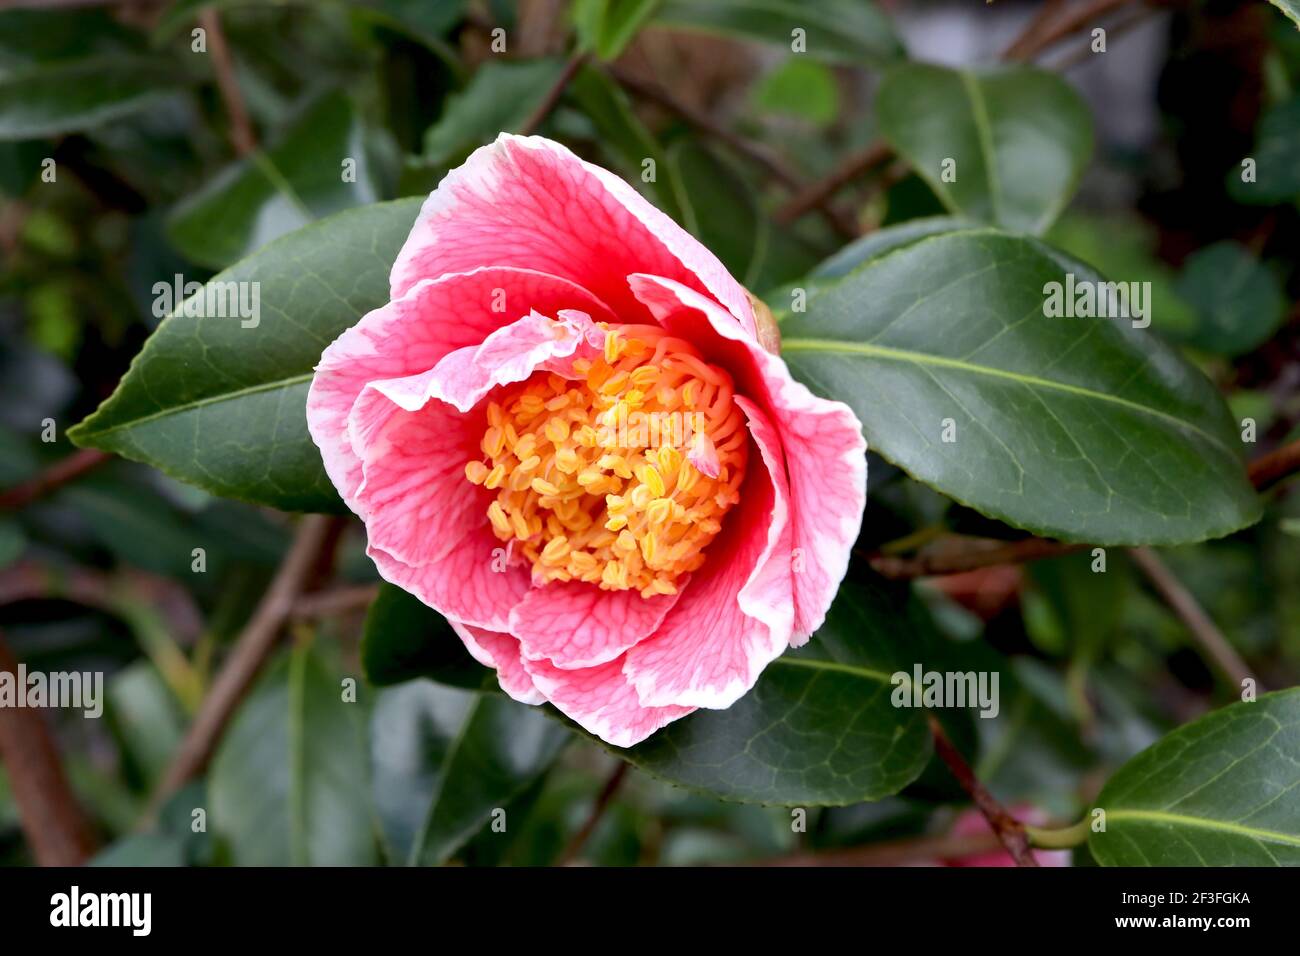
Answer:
306, 134, 866, 746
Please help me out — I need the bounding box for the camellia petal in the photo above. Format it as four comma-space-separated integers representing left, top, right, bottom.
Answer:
390, 133, 756, 335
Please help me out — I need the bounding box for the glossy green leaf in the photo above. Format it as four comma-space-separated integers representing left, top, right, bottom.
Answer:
363, 583, 496, 691
0, 57, 183, 141
68, 198, 422, 512
0, 8, 142, 72
567, 64, 685, 221
363, 578, 932, 805
371, 681, 569, 865
671, 141, 767, 288
422, 58, 565, 165
168, 92, 381, 269
877, 63, 1093, 234
671, 141, 820, 293
209, 645, 378, 865
1229, 94, 1300, 204
573, 0, 662, 60
752, 57, 839, 126
104, 661, 185, 790
613, 581, 933, 805
810, 215, 977, 280
1267, 0, 1300, 29
780, 229, 1262, 544
1091, 689, 1300, 865
654, 0, 903, 66
1174, 241, 1286, 357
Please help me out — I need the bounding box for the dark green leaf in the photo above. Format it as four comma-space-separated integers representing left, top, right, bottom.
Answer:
671, 140, 819, 293
780, 229, 1262, 544
1267, 0, 1300, 29
68, 198, 422, 512
752, 57, 839, 126
104, 661, 185, 790
168, 92, 382, 269
1091, 689, 1300, 865
1173, 241, 1286, 357
612, 581, 933, 805
0, 57, 184, 141
573, 0, 662, 60
877, 63, 1093, 234
810, 215, 977, 280
362, 583, 496, 691
371, 681, 569, 865
568, 64, 685, 221
1229, 94, 1300, 204
654, 0, 903, 66
364, 579, 931, 806
209, 645, 378, 865
422, 58, 565, 165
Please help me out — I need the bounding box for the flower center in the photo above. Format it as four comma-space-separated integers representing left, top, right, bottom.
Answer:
465, 323, 748, 598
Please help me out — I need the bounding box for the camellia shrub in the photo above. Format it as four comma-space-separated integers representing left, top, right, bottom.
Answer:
0, 0, 1298, 873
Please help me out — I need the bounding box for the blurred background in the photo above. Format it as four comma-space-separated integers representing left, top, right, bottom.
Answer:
0, 0, 1297, 867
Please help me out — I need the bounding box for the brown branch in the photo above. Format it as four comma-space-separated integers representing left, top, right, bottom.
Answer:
0, 630, 98, 866
606, 64, 861, 240
1128, 547, 1258, 691
773, 141, 892, 226
559, 761, 629, 865
1248, 436, 1300, 491
1000, 0, 1070, 61
869, 537, 1087, 579
199, 9, 256, 156
0, 560, 203, 645
927, 714, 1038, 867
1050, 3, 1161, 70
147, 514, 336, 816
291, 582, 381, 620
751, 829, 1005, 867
0, 448, 111, 512
1002, 0, 1139, 63
518, 52, 588, 136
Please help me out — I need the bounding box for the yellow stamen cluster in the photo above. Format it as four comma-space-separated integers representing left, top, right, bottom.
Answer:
464, 324, 748, 598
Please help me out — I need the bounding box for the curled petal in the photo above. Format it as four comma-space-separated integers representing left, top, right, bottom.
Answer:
307, 267, 614, 515
523, 655, 694, 748
628, 274, 868, 643
623, 398, 794, 709
510, 582, 680, 670
390, 133, 756, 333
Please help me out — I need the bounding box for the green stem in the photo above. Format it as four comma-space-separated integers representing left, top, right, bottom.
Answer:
1024, 816, 1092, 850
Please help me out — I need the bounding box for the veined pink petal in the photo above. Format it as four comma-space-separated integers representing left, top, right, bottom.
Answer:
622, 398, 794, 709
451, 621, 545, 705
307, 267, 614, 515
347, 310, 598, 569
371, 538, 529, 634
523, 655, 694, 748
627, 274, 867, 644
510, 582, 680, 670
390, 133, 756, 334
346, 308, 612, 631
